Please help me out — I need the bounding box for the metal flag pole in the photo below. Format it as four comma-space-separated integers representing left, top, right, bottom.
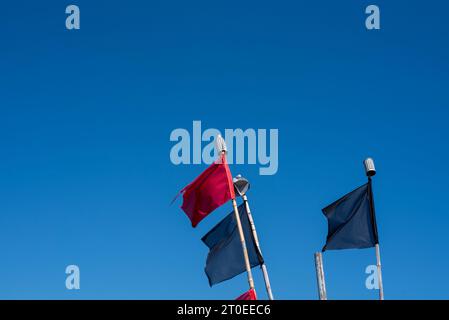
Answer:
232, 198, 255, 290
216, 135, 255, 290
364, 157, 384, 300
375, 243, 384, 300
314, 252, 327, 300
233, 174, 274, 300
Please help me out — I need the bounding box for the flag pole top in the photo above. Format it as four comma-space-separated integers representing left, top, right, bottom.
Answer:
215, 134, 227, 154
233, 174, 250, 197
364, 157, 376, 177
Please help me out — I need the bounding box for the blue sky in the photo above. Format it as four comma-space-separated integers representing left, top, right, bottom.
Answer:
1, 1, 448, 299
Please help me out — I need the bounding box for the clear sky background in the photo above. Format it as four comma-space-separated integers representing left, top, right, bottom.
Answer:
1, 1, 448, 299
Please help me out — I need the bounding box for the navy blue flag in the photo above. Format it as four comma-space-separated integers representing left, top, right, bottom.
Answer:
202, 203, 264, 286
322, 182, 379, 251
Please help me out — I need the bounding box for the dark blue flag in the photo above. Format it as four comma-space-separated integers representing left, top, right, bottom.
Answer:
322, 182, 379, 251
202, 203, 264, 286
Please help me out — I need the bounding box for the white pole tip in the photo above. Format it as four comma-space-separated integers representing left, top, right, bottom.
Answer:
215, 134, 227, 153
364, 157, 376, 177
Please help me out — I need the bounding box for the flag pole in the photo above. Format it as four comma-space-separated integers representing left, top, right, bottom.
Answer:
314, 252, 327, 300
232, 198, 255, 290
242, 194, 274, 300
364, 158, 384, 300
375, 243, 384, 300
233, 174, 273, 299
216, 135, 255, 291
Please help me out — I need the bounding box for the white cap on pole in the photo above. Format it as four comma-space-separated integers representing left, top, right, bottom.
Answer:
215, 134, 227, 154
364, 157, 376, 177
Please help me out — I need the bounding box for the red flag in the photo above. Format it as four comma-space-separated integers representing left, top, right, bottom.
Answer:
179, 153, 235, 227
236, 289, 257, 300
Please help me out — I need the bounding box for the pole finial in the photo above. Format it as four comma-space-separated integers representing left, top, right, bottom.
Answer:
364, 157, 376, 177
215, 134, 227, 154
233, 174, 250, 196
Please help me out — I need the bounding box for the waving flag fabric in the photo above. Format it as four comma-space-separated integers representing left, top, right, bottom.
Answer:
179, 153, 235, 227
236, 289, 257, 300
202, 203, 263, 286
322, 182, 379, 251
